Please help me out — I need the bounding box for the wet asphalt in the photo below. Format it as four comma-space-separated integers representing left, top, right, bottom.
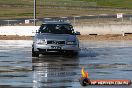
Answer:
0, 40, 132, 88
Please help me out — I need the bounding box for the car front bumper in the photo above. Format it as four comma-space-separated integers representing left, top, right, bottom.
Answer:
33, 43, 80, 53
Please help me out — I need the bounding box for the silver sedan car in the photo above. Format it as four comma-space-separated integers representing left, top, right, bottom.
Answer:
32, 21, 80, 57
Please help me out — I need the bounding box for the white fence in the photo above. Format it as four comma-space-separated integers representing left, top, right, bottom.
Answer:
0, 26, 39, 36
0, 25, 132, 36
74, 24, 132, 35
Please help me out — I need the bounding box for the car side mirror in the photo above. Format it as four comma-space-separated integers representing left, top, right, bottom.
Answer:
75, 31, 80, 35
36, 30, 39, 33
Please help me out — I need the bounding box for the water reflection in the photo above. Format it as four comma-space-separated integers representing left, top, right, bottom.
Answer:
32, 55, 79, 88
0, 40, 132, 88
0, 40, 32, 88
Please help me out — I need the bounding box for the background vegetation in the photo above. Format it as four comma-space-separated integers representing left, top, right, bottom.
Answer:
0, 0, 132, 19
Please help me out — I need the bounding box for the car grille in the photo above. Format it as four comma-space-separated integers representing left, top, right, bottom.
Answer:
47, 40, 65, 45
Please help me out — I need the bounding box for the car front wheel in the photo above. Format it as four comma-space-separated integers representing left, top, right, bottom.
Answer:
64, 50, 78, 56
32, 46, 39, 57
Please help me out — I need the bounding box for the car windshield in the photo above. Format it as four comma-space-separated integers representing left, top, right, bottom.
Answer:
38, 24, 75, 35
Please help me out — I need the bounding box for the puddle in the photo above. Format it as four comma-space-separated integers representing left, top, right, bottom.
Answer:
0, 40, 132, 88
0, 40, 32, 88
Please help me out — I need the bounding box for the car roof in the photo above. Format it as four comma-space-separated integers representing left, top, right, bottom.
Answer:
42, 21, 71, 25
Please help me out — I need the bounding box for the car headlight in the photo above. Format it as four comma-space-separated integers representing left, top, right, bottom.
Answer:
36, 39, 47, 44
66, 41, 76, 45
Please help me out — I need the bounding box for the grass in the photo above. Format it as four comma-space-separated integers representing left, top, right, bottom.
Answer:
79, 0, 132, 8
0, 0, 132, 19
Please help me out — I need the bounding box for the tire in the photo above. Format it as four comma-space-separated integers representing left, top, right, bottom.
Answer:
32, 46, 39, 57
79, 77, 91, 86
64, 50, 78, 57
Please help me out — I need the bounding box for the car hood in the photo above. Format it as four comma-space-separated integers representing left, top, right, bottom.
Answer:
36, 33, 76, 41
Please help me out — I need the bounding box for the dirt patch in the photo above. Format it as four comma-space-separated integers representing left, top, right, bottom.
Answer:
78, 34, 132, 40
0, 35, 32, 40
0, 34, 132, 40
